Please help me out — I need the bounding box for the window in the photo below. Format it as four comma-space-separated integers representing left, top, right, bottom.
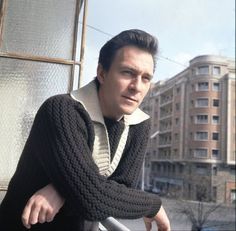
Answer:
191, 100, 194, 107
196, 185, 207, 200
212, 115, 220, 124
175, 118, 179, 125
174, 133, 179, 141
194, 149, 208, 158
230, 189, 236, 204
179, 165, 184, 174
174, 149, 178, 156
195, 115, 208, 124
213, 66, 221, 75
175, 103, 180, 111
190, 132, 193, 139
176, 87, 180, 94
196, 98, 209, 107
195, 132, 208, 140
197, 82, 209, 91
212, 149, 220, 158
212, 132, 219, 141
153, 150, 157, 157
212, 82, 220, 91
213, 166, 218, 176
191, 84, 195, 91
196, 165, 207, 174
213, 99, 220, 107
197, 66, 209, 75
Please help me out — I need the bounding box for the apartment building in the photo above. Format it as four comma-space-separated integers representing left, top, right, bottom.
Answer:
141, 55, 235, 204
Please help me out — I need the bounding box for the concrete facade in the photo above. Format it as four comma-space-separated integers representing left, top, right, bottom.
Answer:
141, 55, 235, 204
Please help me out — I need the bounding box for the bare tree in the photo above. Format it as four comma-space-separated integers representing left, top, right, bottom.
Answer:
176, 194, 235, 231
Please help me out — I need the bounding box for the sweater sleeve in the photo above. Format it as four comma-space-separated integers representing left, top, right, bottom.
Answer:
29, 95, 161, 221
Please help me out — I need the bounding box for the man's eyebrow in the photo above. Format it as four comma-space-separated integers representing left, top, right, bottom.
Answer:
120, 65, 153, 77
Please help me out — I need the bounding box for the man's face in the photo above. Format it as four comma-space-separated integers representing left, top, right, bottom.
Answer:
97, 45, 154, 120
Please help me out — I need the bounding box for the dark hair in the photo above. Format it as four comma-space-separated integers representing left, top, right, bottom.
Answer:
98, 29, 158, 72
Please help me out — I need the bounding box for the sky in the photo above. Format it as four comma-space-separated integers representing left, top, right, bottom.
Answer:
80, 0, 235, 85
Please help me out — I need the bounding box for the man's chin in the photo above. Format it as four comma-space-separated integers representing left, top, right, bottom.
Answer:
123, 107, 138, 115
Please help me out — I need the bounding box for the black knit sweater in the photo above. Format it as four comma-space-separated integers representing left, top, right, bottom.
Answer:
0, 94, 161, 231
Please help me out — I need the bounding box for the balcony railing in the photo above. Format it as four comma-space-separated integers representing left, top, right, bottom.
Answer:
99, 217, 130, 231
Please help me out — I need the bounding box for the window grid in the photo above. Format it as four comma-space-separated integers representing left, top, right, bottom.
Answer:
195, 115, 208, 124
196, 98, 209, 107
196, 82, 209, 91
195, 131, 208, 141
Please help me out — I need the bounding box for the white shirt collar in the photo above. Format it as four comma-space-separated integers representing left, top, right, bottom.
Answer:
70, 80, 150, 125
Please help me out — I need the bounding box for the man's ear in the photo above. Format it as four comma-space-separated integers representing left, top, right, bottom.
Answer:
96, 64, 106, 84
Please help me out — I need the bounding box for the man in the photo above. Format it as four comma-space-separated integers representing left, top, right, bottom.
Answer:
0, 29, 171, 231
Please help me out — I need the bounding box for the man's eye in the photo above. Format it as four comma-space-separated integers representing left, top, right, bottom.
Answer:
143, 76, 151, 82
122, 70, 133, 75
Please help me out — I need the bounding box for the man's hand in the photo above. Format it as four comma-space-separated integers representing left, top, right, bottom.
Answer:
22, 184, 65, 229
143, 205, 171, 231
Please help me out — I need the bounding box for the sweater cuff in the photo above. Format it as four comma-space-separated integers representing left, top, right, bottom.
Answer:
146, 195, 162, 218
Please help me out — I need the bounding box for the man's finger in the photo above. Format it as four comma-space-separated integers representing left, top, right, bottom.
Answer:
45, 208, 55, 223
22, 199, 34, 229
38, 207, 47, 224
28, 202, 41, 225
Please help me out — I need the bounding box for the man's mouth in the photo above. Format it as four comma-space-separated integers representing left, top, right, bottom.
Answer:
122, 95, 139, 103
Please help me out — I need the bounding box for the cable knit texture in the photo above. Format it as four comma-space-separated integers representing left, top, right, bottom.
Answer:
0, 94, 162, 231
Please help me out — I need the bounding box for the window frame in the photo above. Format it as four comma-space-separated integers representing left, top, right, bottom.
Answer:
195, 98, 209, 107
194, 131, 208, 141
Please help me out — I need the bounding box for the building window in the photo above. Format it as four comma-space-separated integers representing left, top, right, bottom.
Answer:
212, 82, 220, 91
212, 166, 218, 176
191, 100, 194, 107
153, 150, 157, 157
194, 149, 208, 158
213, 99, 220, 107
195, 131, 208, 140
197, 82, 209, 91
212, 132, 219, 141
230, 189, 236, 204
175, 103, 180, 111
175, 118, 179, 125
197, 66, 209, 75
190, 132, 193, 139
176, 87, 180, 94
196, 98, 209, 107
213, 66, 221, 75
174, 133, 179, 141
179, 164, 184, 174
174, 149, 178, 156
212, 115, 220, 124
196, 165, 207, 175
212, 149, 220, 158
195, 115, 208, 124
191, 84, 195, 91
190, 116, 194, 123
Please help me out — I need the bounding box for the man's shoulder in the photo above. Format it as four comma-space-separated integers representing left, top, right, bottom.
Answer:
37, 93, 85, 116
42, 93, 84, 107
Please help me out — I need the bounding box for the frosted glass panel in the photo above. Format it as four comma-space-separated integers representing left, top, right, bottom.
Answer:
1, 0, 76, 59
0, 58, 71, 185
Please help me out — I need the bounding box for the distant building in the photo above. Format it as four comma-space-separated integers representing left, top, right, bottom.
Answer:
141, 55, 235, 204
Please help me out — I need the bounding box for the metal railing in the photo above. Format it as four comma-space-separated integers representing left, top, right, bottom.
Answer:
99, 217, 131, 231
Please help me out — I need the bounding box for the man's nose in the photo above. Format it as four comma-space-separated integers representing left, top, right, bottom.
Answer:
129, 76, 143, 92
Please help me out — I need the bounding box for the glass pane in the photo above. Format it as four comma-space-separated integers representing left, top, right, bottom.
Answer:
0, 58, 71, 185
1, 0, 76, 59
